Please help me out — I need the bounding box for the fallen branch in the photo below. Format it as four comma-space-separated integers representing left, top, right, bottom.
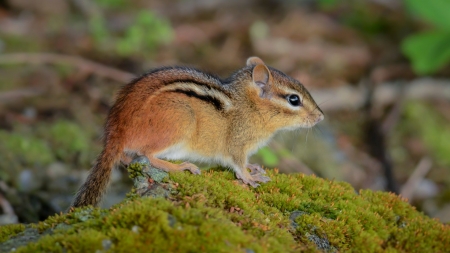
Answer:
0, 53, 136, 83
400, 157, 433, 201
0, 182, 19, 224
0, 193, 16, 218
0, 88, 46, 104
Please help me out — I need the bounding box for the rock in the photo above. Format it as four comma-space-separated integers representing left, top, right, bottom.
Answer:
17, 170, 42, 193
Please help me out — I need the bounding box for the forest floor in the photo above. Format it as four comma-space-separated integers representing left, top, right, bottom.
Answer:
0, 0, 449, 224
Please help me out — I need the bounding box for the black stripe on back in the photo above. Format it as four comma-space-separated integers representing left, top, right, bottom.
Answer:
169, 89, 224, 111
165, 78, 231, 98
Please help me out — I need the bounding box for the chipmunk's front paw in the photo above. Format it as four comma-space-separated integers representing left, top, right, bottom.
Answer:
251, 173, 271, 184
236, 170, 271, 188
236, 173, 260, 188
180, 162, 201, 175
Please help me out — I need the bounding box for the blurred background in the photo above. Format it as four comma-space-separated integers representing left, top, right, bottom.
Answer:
0, 0, 449, 224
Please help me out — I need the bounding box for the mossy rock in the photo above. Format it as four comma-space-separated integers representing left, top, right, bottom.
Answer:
1, 169, 449, 252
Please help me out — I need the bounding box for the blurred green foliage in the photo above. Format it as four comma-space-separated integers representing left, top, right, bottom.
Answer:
403, 0, 450, 30
0, 131, 54, 168
116, 11, 173, 56
257, 147, 279, 167
95, 0, 127, 9
402, 0, 450, 74
318, 0, 339, 9
0, 120, 94, 182
403, 102, 450, 167
318, 0, 392, 36
89, 10, 173, 57
40, 120, 91, 165
318, 0, 450, 74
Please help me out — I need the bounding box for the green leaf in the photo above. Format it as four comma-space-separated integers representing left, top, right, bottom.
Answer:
404, 0, 450, 30
401, 31, 450, 74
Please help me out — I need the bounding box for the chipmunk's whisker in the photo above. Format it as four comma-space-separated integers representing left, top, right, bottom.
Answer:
318, 98, 333, 107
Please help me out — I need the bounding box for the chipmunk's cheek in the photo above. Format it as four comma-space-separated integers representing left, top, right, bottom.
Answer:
296, 114, 311, 128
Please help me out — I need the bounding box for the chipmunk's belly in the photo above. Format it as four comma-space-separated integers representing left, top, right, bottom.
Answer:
155, 143, 230, 166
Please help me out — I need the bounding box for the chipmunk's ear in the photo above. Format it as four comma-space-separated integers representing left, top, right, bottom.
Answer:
251, 61, 273, 98
252, 64, 271, 86
246, 56, 265, 66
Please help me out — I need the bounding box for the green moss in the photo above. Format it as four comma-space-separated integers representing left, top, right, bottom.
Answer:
19, 230, 109, 253
0, 224, 25, 243
127, 162, 145, 179
2, 170, 449, 252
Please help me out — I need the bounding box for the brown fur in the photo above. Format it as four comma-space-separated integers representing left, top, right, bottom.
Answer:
70, 57, 324, 208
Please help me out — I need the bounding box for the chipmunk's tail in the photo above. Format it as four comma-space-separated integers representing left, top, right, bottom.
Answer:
70, 143, 121, 209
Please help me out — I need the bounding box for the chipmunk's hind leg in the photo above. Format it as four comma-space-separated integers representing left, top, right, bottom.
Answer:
147, 157, 201, 175
137, 144, 201, 175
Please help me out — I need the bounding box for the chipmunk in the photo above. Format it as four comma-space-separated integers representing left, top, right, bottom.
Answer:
71, 57, 324, 208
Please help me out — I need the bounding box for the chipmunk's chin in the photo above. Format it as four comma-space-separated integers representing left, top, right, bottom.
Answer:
293, 119, 322, 129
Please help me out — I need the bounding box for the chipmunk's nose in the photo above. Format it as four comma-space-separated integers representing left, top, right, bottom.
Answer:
316, 113, 324, 123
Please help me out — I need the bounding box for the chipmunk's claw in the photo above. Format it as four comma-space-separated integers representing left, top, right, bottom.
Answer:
247, 163, 267, 175
236, 173, 260, 188
236, 169, 271, 188
251, 173, 271, 184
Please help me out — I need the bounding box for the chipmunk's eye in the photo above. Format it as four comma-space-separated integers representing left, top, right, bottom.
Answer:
287, 94, 301, 106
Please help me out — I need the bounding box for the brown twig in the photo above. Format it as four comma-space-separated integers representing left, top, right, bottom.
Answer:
400, 157, 433, 202
0, 181, 19, 224
380, 93, 404, 136
0, 192, 15, 216
0, 88, 46, 103
0, 53, 136, 83
339, 140, 383, 190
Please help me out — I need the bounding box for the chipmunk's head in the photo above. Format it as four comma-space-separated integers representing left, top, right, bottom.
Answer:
246, 56, 324, 130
